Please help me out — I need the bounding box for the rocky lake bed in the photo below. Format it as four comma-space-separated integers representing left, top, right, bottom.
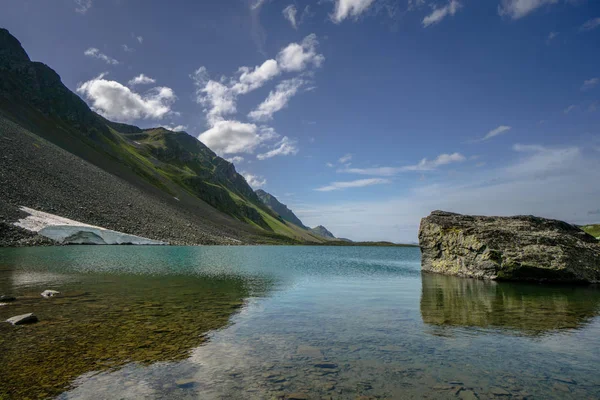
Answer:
1, 245, 600, 399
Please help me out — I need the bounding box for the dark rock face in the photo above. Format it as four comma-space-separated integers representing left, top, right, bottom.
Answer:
419, 211, 600, 283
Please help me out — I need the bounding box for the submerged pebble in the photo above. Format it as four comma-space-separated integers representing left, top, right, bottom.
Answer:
41, 290, 60, 298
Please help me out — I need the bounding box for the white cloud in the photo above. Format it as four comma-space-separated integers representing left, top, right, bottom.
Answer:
227, 156, 245, 164
242, 172, 267, 188
249, 78, 305, 121
315, 178, 391, 192
161, 124, 187, 132
338, 154, 353, 163
277, 34, 325, 72
298, 144, 600, 242
564, 104, 577, 114
193, 34, 323, 127
77, 74, 176, 121
580, 17, 600, 32
477, 125, 512, 142
128, 74, 156, 86
498, 0, 558, 19
422, 0, 462, 27
283, 5, 298, 29
122, 44, 135, 52
84, 48, 119, 65
326, 162, 334, 167
257, 137, 299, 160
75, 0, 92, 14
401, 152, 466, 171
331, 0, 376, 23
198, 120, 276, 155
136, 36, 144, 44
581, 77, 599, 91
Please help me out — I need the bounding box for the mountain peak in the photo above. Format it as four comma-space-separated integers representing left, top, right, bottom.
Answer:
255, 189, 307, 229
310, 225, 336, 239
0, 28, 31, 67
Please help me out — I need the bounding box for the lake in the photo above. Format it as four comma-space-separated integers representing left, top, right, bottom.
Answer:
1, 246, 599, 399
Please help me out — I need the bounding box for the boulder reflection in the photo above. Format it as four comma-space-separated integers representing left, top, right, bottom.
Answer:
420, 272, 600, 335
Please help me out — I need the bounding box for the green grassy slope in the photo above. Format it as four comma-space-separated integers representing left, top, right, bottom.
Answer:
581, 225, 600, 239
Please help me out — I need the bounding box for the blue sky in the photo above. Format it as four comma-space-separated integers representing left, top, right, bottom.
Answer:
2, 0, 600, 242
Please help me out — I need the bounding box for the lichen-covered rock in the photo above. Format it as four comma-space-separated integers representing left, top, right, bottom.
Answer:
419, 211, 600, 283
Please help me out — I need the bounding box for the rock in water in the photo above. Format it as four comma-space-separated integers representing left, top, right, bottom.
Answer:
0, 295, 16, 302
6, 313, 38, 325
41, 290, 60, 298
419, 211, 600, 283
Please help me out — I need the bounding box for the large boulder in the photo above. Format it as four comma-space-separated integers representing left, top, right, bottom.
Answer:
418, 211, 600, 283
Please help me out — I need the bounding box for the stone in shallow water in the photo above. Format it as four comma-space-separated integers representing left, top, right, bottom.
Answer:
41, 290, 60, 298
419, 210, 600, 283
6, 313, 38, 325
458, 390, 478, 400
490, 387, 511, 396
175, 378, 196, 388
0, 295, 16, 302
314, 362, 337, 369
297, 345, 323, 358
286, 393, 309, 400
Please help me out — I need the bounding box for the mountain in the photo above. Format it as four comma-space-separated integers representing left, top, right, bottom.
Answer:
255, 190, 308, 229
310, 225, 336, 239
0, 28, 325, 245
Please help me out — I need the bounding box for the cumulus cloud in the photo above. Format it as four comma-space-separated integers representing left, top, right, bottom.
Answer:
248, 78, 305, 121
122, 44, 135, 52
128, 74, 156, 86
136, 36, 144, 44
161, 124, 187, 132
75, 0, 92, 14
315, 178, 391, 192
193, 34, 323, 127
198, 121, 277, 155
227, 156, 245, 164
283, 5, 298, 29
580, 17, 600, 32
498, 0, 558, 19
331, 0, 376, 23
422, 0, 462, 27
77, 74, 176, 121
564, 104, 577, 114
84, 48, 119, 65
581, 78, 599, 91
257, 137, 299, 160
242, 172, 267, 188
277, 34, 325, 72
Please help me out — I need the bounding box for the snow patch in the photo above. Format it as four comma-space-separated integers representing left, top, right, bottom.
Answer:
14, 207, 167, 245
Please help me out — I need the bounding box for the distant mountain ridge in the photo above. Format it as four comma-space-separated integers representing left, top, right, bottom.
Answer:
310, 225, 336, 239
255, 190, 308, 229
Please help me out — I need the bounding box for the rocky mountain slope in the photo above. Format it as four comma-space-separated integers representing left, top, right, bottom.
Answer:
310, 225, 336, 239
419, 210, 600, 283
0, 27, 325, 245
255, 189, 307, 229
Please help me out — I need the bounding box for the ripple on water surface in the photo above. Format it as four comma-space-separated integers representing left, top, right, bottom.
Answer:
1, 246, 599, 399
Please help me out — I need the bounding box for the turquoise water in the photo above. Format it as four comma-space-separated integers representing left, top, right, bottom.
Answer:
1, 246, 600, 399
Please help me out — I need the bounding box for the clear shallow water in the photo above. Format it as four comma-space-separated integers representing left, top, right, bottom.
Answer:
1, 246, 599, 399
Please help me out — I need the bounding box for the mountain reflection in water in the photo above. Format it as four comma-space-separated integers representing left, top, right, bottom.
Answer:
420, 272, 600, 335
